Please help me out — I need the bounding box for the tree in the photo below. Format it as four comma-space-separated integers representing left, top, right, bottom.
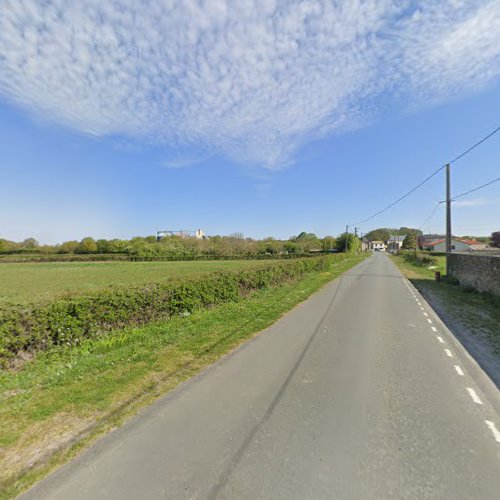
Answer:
96, 239, 111, 253
284, 241, 299, 254
365, 228, 391, 242
336, 233, 360, 253
402, 232, 417, 249
75, 237, 97, 254
22, 237, 39, 249
0, 239, 17, 253
320, 236, 336, 251
58, 240, 79, 254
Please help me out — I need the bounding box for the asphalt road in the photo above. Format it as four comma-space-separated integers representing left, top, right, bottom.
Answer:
23, 254, 500, 499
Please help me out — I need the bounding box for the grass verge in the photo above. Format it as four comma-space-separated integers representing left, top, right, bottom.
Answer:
391, 254, 500, 354
0, 253, 366, 498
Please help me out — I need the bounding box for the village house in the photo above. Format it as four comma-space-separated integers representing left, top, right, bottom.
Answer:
369, 240, 386, 252
387, 235, 405, 252
422, 237, 478, 253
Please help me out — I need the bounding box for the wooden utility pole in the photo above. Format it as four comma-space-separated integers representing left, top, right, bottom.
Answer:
345, 225, 349, 252
446, 163, 452, 276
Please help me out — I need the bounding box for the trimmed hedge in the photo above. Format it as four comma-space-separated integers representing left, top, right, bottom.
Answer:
0, 253, 318, 263
0, 255, 351, 366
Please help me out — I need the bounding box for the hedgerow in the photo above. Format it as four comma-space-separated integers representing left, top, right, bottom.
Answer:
0, 252, 316, 263
0, 255, 352, 367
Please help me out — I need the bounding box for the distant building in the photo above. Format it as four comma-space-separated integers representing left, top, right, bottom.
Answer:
423, 238, 478, 253
157, 229, 207, 241
387, 235, 405, 252
417, 234, 446, 249
369, 240, 386, 252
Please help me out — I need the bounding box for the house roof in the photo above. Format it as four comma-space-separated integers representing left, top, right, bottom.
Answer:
424, 238, 478, 247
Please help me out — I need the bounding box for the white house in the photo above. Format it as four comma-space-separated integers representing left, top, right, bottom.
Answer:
369, 240, 386, 252
424, 238, 477, 252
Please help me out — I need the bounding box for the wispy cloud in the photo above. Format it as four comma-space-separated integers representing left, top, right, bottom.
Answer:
0, 1, 499, 168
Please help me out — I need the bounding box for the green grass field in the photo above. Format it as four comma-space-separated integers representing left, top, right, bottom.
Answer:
0, 260, 280, 304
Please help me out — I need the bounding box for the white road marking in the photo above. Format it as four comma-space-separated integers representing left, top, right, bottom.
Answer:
431, 326, 437, 332
466, 388, 483, 405
444, 349, 453, 358
427, 318, 433, 324
454, 365, 464, 376
423, 312, 429, 317
437, 336, 445, 343
485, 421, 500, 443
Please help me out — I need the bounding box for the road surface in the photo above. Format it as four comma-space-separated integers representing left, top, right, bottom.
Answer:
23, 254, 500, 499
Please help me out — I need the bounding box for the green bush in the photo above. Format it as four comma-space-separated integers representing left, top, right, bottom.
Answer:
0, 255, 350, 366
399, 250, 438, 267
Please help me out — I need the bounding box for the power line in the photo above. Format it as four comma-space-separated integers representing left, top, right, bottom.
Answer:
352, 125, 500, 227
353, 166, 445, 226
450, 175, 500, 201
418, 202, 441, 231
449, 126, 500, 164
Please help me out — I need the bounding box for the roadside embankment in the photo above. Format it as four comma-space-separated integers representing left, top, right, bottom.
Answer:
391, 253, 500, 388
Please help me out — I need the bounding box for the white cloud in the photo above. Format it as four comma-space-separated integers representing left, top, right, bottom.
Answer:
397, 0, 500, 103
0, 0, 499, 168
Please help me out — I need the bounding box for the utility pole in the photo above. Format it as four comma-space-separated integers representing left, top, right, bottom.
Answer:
345, 225, 349, 253
354, 227, 358, 237
446, 163, 452, 276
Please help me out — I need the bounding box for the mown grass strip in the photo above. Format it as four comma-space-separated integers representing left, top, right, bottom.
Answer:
0, 254, 366, 499
391, 254, 500, 352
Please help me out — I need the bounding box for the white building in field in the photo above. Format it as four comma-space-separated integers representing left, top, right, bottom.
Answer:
369, 240, 386, 252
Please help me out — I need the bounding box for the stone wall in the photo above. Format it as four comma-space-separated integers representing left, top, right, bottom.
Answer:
448, 253, 500, 297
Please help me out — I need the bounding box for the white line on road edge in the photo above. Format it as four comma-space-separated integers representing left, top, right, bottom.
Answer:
485, 420, 500, 443
454, 365, 464, 376
427, 318, 433, 324
437, 336, 445, 343
467, 388, 483, 405
431, 326, 437, 332
444, 349, 453, 358
423, 312, 429, 317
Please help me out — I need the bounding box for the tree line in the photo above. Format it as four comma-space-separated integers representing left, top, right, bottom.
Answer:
0, 231, 362, 259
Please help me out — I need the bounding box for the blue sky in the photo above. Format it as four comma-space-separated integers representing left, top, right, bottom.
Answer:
1, 0, 499, 244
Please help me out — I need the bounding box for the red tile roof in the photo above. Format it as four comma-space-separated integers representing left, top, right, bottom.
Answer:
424, 238, 478, 247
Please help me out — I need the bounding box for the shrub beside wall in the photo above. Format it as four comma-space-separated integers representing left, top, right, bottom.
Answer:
399, 250, 438, 267
0, 255, 353, 366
